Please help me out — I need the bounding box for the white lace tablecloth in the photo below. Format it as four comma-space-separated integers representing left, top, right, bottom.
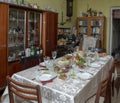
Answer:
2, 55, 113, 103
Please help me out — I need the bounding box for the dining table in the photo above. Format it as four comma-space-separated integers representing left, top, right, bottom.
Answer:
2, 52, 114, 103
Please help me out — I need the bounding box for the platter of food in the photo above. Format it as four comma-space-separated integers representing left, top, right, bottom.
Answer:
58, 73, 68, 80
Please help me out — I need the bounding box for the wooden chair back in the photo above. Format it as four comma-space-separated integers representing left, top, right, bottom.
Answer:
85, 72, 111, 103
109, 61, 115, 96
95, 73, 110, 103
95, 61, 116, 103
6, 75, 42, 103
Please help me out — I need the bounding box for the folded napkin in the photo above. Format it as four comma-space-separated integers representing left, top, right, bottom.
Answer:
40, 79, 53, 85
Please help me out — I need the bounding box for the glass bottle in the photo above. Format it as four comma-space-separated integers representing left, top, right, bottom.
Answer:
30, 45, 35, 55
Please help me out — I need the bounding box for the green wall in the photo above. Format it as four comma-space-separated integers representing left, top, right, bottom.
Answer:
29, 0, 77, 28
76, 0, 120, 52
28, 0, 120, 52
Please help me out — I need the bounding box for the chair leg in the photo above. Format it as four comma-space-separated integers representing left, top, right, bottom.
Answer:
112, 79, 115, 96
104, 83, 111, 103
115, 77, 120, 95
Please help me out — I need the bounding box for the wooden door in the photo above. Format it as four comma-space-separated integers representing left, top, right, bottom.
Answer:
42, 12, 58, 57
0, 3, 8, 90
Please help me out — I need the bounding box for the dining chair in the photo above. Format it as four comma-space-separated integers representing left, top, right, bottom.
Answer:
114, 60, 120, 95
82, 35, 97, 51
109, 60, 116, 97
6, 75, 42, 103
85, 73, 111, 103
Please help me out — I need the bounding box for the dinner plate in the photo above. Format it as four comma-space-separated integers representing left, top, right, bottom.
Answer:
99, 57, 108, 61
67, 54, 73, 56
77, 72, 92, 80
39, 74, 52, 81
37, 72, 57, 82
90, 63, 101, 68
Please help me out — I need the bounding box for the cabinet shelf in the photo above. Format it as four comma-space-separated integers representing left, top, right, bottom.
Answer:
8, 43, 24, 47
9, 18, 24, 22
79, 25, 88, 27
91, 25, 101, 27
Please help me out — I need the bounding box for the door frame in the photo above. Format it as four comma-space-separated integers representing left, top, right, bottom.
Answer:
109, 6, 120, 55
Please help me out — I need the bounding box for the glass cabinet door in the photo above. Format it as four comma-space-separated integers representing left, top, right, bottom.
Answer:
8, 8, 26, 62
28, 12, 41, 47
78, 20, 88, 35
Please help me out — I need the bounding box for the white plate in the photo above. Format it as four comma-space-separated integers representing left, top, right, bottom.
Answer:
67, 54, 72, 56
39, 74, 52, 81
37, 72, 57, 82
77, 72, 92, 80
90, 63, 101, 68
99, 57, 108, 61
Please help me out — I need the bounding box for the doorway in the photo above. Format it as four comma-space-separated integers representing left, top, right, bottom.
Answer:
110, 7, 120, 59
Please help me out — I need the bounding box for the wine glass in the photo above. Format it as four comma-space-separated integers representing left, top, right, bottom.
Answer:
52, 51, 57, 60
75, 46, 79, 52
43, 56, 50, 68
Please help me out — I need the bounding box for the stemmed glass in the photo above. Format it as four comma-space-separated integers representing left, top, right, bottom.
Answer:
52, 51, 57, 60
52, 51, 57, 68
43, 56, 50, 69
75, 46, 79, 52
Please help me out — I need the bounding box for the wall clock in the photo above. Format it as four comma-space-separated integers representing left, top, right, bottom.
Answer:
66, 0, 73, 17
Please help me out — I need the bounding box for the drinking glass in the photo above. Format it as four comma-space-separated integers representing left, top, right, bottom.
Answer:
86, 57, 91, 66
52, 51, 57, 60
74, 46, 79, 53
75, 46, 79, 52
43, 56, 50, 67
44, 56, 54, 70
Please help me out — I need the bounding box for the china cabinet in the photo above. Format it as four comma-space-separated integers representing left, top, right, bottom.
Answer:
0, 2, 58, 91
76, 16, 105, 48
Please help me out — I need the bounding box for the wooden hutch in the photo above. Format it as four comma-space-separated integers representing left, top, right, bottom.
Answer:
0, 2, 58, 90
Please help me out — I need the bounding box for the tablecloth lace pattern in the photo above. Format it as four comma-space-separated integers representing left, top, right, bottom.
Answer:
10, 55, 113, 103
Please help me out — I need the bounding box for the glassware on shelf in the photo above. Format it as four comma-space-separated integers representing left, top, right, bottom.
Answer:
8, 8, 26, 61
28, 12, 41, 47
